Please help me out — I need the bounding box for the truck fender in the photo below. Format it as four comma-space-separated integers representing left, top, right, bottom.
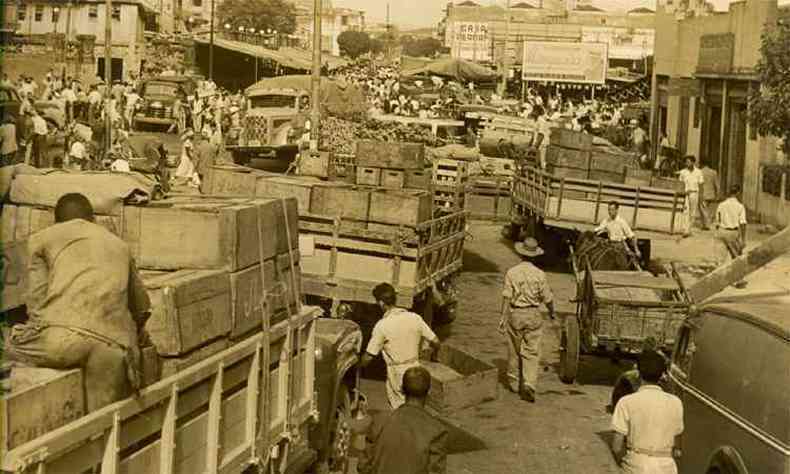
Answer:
706, 446, 749, 474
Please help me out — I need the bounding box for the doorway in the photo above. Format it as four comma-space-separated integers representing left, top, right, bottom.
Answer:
97, 57, 124, 82
726, 104, 747, 191
703, 105, 722, 170
677, 97, 690, 155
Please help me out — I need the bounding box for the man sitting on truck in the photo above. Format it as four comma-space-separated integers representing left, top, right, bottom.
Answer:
594, 201, 642, 259
5, 193, 151, 411
360, 283, 441, 409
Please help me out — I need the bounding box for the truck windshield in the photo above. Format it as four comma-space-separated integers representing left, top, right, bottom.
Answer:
250, 95, 296, 109
142, 83, 181, 97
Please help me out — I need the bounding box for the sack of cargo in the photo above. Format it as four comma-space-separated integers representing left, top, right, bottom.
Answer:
478, 131, 534, 158
9, 171, 157, 215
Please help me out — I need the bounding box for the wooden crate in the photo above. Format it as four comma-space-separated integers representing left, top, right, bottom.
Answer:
549, 165, 589, 180
298, 151, 330, 178
433, 159, 470, 182
123, 197, 299, 271
144, 269, 232, 356
140, 346, 161, 388
404, 167, 433, 190
625, 168, 654, 187
549, 128, 593, 151
230, 253, 302, 339
356, 141, 426, 170
590, 151, 631, 174
159, 338, 231, 379
588, 168, 626, 184
1, 368, 85, 452
203, 165, 260, 196
356, 166, 382, 186
380, 169, 406, 190
546, 145, 590, 169
310, 184, 371, 222
369, 189, 433, 227
434, 185, 466, 212
328, 153, 357, 184
255, 176, 317, 214
423, 344, 498, 412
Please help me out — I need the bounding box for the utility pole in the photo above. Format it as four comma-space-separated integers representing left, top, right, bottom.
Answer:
500, 0, 510, 96
309, 0, 322, 152
104, 0, 112, 154
209, 0, 214, 80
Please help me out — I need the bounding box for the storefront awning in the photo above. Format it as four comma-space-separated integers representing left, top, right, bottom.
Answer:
194, 37, 348, 71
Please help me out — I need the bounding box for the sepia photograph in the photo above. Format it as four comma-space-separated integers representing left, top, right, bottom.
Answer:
0, 0, 788, 472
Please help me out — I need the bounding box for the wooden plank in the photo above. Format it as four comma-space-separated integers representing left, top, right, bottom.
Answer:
591, 271, 681, 291
1, 368, 85, 452
144, 269, 232, 356
545, 197, 682, 234
160, 339, 232, 378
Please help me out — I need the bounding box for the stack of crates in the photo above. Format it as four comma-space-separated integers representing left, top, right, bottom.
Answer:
353, 141, 429, 191
432, 159, 469, 212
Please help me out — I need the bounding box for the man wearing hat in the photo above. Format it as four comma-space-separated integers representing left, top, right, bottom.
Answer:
500, 237, 555, 402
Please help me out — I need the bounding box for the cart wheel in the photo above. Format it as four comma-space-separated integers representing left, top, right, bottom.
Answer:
559, 315, 580, 384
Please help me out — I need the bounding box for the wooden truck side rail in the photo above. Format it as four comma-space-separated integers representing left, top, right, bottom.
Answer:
513, 165, 687, 236
2, 307, 321, 474
298, 211, 467, 308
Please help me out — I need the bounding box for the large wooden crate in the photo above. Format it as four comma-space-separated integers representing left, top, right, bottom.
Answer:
255, 176, 317, 213
369, 189, 433, 227
546, 145, 590, 169
159, 338, 231, 378
423, 344, 498, 412
203, 166, 320, 213
122, 197, 298, 271
309, 184, 372, 222
590, 151, 631, 174
1, 368, 85, 452
143, 269, 232, 356
549, 128, 593, 151
466, 177, 512, 221
356, 141, 426, 170
403, 167, 433, 190
230, 253, 302, 339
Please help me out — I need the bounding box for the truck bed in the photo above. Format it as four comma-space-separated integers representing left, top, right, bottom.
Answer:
1, 306, 321, 474
513, 165, 687, 237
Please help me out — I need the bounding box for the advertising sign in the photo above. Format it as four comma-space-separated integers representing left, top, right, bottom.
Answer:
522, 40, 608, 85
452, 22, 492, 62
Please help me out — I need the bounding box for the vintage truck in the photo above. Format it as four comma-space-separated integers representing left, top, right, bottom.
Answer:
133, 75, 198, 131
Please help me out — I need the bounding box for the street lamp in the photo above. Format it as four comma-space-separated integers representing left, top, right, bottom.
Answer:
53, 6, 60, 34
238, 25, 244, 40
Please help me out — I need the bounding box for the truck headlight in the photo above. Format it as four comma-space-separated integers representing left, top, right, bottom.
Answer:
315, 346, 324, 360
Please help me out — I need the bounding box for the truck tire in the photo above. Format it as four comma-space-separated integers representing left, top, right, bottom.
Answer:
559, 315, 580, 384
327, 385, 352, 472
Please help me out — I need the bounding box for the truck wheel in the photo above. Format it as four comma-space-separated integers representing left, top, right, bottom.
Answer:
559, 315, 580, 384
327, 386, 352, 472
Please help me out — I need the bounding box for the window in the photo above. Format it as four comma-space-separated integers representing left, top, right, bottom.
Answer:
192, 0, 202, 7
17, 5, 26, 21
88, 5, 98, 19
51, 6, 60, 23
112, 5, 120, 20
34, 5, 43, 21
341, 15, 348, 26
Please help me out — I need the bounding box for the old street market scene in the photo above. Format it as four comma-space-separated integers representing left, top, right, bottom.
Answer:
1, 0, 790, 472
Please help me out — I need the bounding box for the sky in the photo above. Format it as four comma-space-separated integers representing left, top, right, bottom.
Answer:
332, 0, 789, 29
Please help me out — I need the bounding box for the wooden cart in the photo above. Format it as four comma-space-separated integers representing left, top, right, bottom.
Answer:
559, 256, 692, 384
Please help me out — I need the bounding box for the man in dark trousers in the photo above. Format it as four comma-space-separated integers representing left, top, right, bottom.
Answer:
368, 366, 448, 474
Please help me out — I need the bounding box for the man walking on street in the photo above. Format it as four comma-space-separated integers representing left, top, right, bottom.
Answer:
678, 156, 704, 237
611, 350, 684, 474
368, 366, 448, 474
28, 109, 49, 167
715, 185, 748, 288
360, 283, 441, 409
501, 237, 556, 403
699, 161, 720, 230
5, 194, 151, 411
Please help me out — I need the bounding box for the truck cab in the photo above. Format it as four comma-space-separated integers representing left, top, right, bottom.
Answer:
133, 76, 197, 131
228, 88, 307, 170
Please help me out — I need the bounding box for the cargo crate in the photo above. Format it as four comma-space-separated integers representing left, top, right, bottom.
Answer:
423, 344, 498, 412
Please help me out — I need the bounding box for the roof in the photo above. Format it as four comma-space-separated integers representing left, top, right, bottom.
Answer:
628, 7, 655, 14
511, 2, 536, 8
456, 0, 480, 6
704, 294, 790, 341
193, 37, 348, 71
574, 4, 604, 12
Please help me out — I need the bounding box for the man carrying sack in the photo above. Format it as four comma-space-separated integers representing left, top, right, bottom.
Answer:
5, 193, 151, 411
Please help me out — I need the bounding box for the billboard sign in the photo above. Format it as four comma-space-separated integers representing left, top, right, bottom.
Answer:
452, 22, 492, 62
522, 40, 608, 85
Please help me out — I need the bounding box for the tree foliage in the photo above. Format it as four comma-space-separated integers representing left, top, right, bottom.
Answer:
749, 21, 790, 152
400, 36, 444, 58
337, 30, 373, 59
217, 0, 296, 35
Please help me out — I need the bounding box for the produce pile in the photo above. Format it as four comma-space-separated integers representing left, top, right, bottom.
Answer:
320, 117, 441, 155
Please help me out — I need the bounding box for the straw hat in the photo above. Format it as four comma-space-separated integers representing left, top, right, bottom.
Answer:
515, 237, 544, 258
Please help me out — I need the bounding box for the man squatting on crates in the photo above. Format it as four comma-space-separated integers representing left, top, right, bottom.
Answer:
359, 283, 441, 409
5, 193, 152, 411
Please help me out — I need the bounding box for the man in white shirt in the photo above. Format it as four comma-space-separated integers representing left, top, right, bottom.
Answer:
611, 350, 684, 474
360, 283, 440, 409
594, 201, 641, 258
28, 110, 49, 167
677, 156, 704, 237
715, 185, 748, 265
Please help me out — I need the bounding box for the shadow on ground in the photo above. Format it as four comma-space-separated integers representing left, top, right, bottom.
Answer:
367, 408, 488, 455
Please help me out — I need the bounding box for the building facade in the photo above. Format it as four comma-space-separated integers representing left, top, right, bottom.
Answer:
294, 5, 365, 56
652, 0, 786, 227
441, 0, 655, 74
7, 0, 153, 81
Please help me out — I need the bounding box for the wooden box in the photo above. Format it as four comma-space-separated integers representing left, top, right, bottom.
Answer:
549, 128, 594, 151
255, 176, 317, 213
356, 141, 426, 170
203, 165, 260, 196
298, 151, 330, 178
310, 184, 371, 221
160, 338, 231, 378
546, 146, 590, 170
230, 253, 302, 339
423, 344, 499, 412
404, 167, 433, 190
144, 269, 232, 356
381, 169, 406, 190
140, 346, 161, 388
588, 168, 626, 184
1, 368, 85, 452
625, 168, 654, 187
591, 151, 630, 174
369, 189, 433, 227
356, 166, 382, 186
123, 198, 298, 271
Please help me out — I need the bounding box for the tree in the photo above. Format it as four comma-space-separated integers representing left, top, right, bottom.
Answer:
337, 30, 372, 59
401, 37, 444, 58
749, 20, 790, 154
217, 0, 296, 35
